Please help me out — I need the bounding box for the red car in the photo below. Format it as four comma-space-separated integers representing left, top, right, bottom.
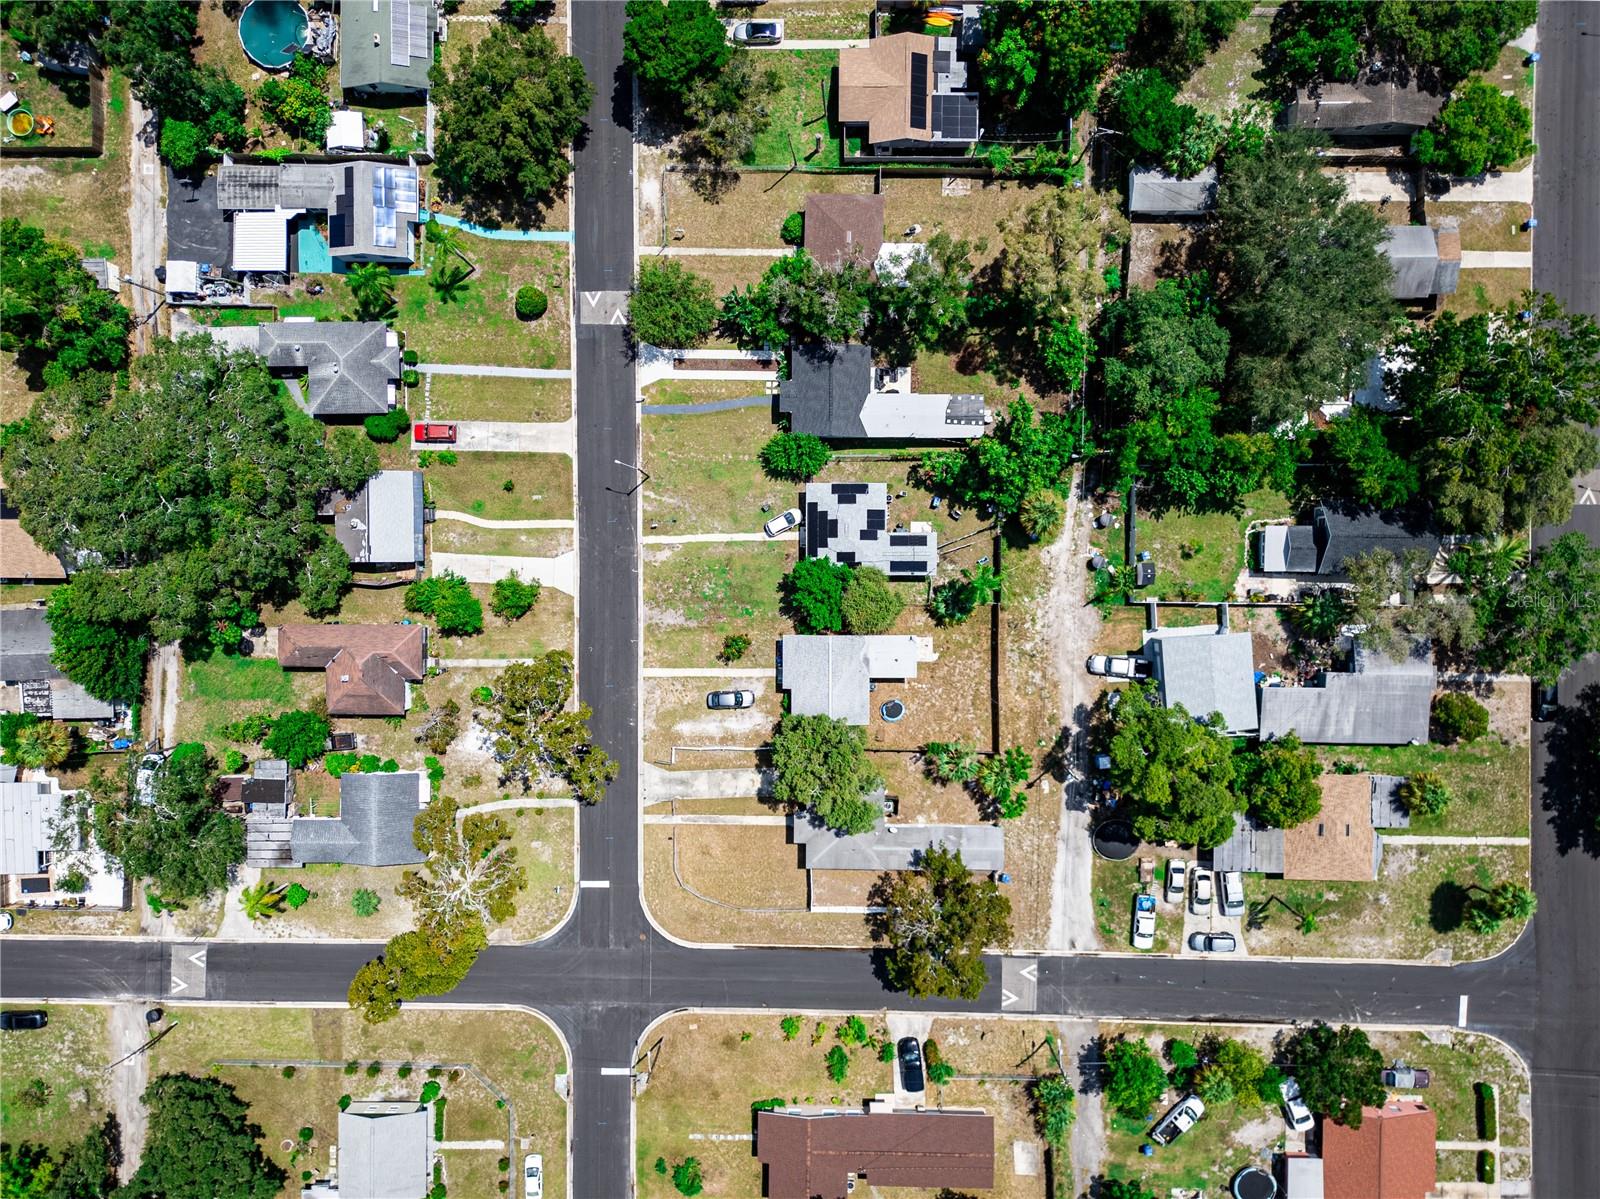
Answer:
413, 422, 457, 444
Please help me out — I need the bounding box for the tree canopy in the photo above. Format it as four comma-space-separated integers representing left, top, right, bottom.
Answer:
623, 0, 732, 106
400, 796, 526, 927
2, 337, 365, 650
919, 398, 1079, 515
43, 584, 149, 705
839, 567, 904, 636
770, 714, 884, 835
1240, 732, 1323, 828
1287, 1023, 1385, 1128
1470, 533, 1600, 685
1104, 683, 1241, 847
430, 23, 593, 220
120, 1074, 286, 1199
872, 844, 1011, 1000
630, 259, 720, 349
1129, 1, 1254, 82
1101, 67, 1221, 179
722, 251, 873, 348
781, 557, 853, 634
868, 232, 978, 364
0, 220, 129, 386
1102, 1036, 1167, 1118
1213, 135, 1397, 427
1413, 80, 1535, 178
759, 432, 831, 482
488, 652, 617, 802
977, 0, 1138, 126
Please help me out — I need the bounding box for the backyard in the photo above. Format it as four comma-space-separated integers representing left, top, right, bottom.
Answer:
1092, 490, 1295, 603
744, 50, 842, 169
175, 651, 324, 751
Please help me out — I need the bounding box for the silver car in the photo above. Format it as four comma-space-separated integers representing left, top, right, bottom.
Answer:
1219, 869, 1246, 917
1164, 858, 1188, 905
706, 689, 756, 710
1190, 867, 1213, 915
730, 18, 783, 44
1280, 1076, 1314, 1133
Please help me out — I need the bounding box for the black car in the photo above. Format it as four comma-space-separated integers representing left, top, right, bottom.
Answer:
0, 1010, 48, 1031
897, 1037, 925, 1093
1534, 683, 1559, 722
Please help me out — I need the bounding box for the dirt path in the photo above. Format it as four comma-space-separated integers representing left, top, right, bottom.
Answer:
126, 95, 164, 354
107, 1003, 151, 1184
159, 644, 178, 749
1058, 1018, 1105, 1196
1043, 466, 1104, 952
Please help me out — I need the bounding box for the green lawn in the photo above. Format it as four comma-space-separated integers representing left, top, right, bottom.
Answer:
0, 1005, 111, 1152
1320, 740, 1530, 838
644, 542, 791, 666
744, 50, 843, 168
642, 406, 789, 535
1444, 269, 1532, 318
1091, 855, 1178, 953
423, 453, 574, 521
430, 584, 574, 661
1176, 12, 1273, 118
2, 37, 97, 146
428, 375, 572, 423
1117, 490, 1295, 602
177, 652, 321, 750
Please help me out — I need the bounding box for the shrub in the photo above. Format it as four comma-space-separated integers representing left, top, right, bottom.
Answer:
298, 1126, 314, 1143
420, 1080, 443, 1103
282, 1066, 296, 1079
345, 1061, 359, 1075
399, 1064, 414, 1079
1432, 692, 1490, 743
1476, 1081, 1498, 1140
879, 1041, 896, 1063
366, 1061, 381, 1078
222, 748, 246, 774
924, 1039, 955, 1085
780, 211, 804, 245
338, 1094, 352, 1111
835, 1015, 868, 1045
1165, 1038, 1199, 1072
262, 709, 330, 768
363, 407, 411, 443
403, 348, 420, 366
433, 1097, 447, 1140
840, 566, 904, 635
402, 368, 421, 388
717, 634, 750, 664
671, 1158, 704, 1198
284, 883, 310, 909
825, 1044, 850, 1083
654, 1156, 668, 1175
1030, 1074, 1076, 1144
1399, 771, 1453, 818
220, 713, 272, 743
782, 557, 852, 633
160, 118, 207, 171
353, 889, 381, 917
1478, 1149, 1496, 1184
406, 571, 484, 636
515, 285, 549, 320
759, 432, 831, 481
490, 573, 542, 620
751, 1096, 786, 1112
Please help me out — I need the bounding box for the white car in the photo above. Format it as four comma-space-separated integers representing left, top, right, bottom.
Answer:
524, 1153, 543, 1199
763, 507, 801, 537
1219, 869, 1246, 917
1190, 868, 1213, 915
1131, 894, 1156, 950
1164, 859, 1188, 905
1150, 1094, 1206, 1145
1085, 654, 1152, 679
134, 752, 164, 806
1280, 1076, 1314, 1133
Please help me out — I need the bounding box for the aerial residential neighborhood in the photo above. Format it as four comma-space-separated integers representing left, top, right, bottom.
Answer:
0, 3, 1595, 1199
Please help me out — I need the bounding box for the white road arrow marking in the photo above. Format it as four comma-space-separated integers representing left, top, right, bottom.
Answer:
609, 309, 627, 325
582, 291, 604, 307
170, 975, 188, 993
1020, 963, 1038, 983
1000, 987, 1019, 1008
1579, 487, 1596, 506
188, 949, 207, 967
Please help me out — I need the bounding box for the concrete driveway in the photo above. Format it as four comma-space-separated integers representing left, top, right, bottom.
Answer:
432, 419, 576, 455
430, 550, 576, 595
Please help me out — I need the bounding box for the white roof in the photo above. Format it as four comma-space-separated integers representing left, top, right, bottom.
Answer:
327, 109, 365, 151
164, 259, 200, 296
0, 778, 62, 876
1283, 1153, 1325, 1199
232, 208, 298, 272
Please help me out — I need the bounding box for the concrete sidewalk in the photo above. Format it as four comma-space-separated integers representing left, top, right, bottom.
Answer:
431, 550, 576, 595
434, 510, 575, 529
642, 814, 787, 826
418, 363, 573, 378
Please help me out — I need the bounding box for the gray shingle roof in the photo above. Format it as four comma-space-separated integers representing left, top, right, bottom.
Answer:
1143, 628, 1259, 734
290, 772, 427, 866
339, 0, 435, 94
778, 343, 988, 440
1128, 165, 1218, 216
1284, 79, 1445, 135
1210, 812, 1285, 875
0, 607, 58, 683
1258, 643, 1435, 745
1258, 524, 1320, 573
1312, 505, 1441, 577
338, 1102, 433, 1199
258, 321, 400, 416
779, 634, 934, 725
803, 482, 937, 579
791, 812, 1004, 872
320, 470, 425, 565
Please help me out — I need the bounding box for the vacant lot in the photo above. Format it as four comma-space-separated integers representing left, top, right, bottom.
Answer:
651, 170, 873, 248
428, 374, 572, 423
643, 677, 782, 764
745, 50, 842, 168
429, 523, 572, 559
644, 542, 792, 667
176, 652, 324, 752
424, 452, 574, 521
430, 583, 575, 661
643, 405, 788, 535
880, 176, 1054, 267
0, 1004, 111, 1152
146, 1005, 568, 1199
748, 1, 871, 39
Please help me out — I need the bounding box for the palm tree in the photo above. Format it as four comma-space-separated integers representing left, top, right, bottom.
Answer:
1453, 532, 1528, 582
13, 720, 74, 769
239, 880, 287, 921
430, 259, 472, 305
345, 262, 397, 322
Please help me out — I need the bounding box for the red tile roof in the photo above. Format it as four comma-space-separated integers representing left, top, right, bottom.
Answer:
1322, 1100, 1437, 1199
756, 1109, 993, 1199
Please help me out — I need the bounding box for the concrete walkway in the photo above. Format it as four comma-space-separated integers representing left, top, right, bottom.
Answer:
418, 362, 573, 379
642, 531, 791, 544
642, 395, 769, 415
439, 657, 536, 667
635, 344, 780, 398
445, 418, 576, 455
654, 246, 789, 257
434, 510, 575, 530
1383, 835, 1532, 846
432, 550, 577, 595
438, 1139, 509, 1150
643, 814, 787, 826
464, 796, 579, 813
1460, 250, 1533, 269
642, 763, 773, 801
1437, 1140, 1499, 1151
642, 667, 778, 678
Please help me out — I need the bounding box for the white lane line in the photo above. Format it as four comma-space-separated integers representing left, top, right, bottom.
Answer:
1459, 994, 1470, 1027
600, 1066, 633, 1076
579, 879, 611, 889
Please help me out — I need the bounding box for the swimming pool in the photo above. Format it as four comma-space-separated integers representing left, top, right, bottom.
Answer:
238, 0, 308, 70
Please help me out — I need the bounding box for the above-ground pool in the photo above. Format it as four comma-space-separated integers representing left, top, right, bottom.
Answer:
238, 0, 309, 70
1091, 819, 1140, 862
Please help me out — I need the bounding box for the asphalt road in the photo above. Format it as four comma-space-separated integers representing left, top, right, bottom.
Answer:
2, 9, 1597, 1199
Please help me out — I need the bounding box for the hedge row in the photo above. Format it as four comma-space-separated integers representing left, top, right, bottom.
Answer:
1475, 1080, 1498, 1141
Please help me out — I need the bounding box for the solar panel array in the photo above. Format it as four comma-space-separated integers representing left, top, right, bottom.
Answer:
932, 93, 979, 141
390, 0, 431, 68
908, 53, 929, 131
370, 166, 419, 249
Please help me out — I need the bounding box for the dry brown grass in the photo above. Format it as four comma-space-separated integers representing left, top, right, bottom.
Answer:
642, 405, 788, 535
1443, 268, 1532, 317
428, 374, 572, 422
1449, 202, 1534, 252
643, 678, 781, 764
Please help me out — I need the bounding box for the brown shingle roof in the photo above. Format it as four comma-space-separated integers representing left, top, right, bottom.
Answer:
277, 624, 426, 716
0, 520, 66, 582
756, 1109, 993, 1199
837, 33, 935, 146
804, 194, 885, 270
1284, 773, 1379, 882
1323, 1100, 1437, 1199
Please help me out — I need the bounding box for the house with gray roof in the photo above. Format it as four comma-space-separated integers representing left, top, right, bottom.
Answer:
0, 608, 115, 721
778, 343, 990, 442
319, 470, 425, 567
1258, 640, 1435, 745
779, 635, 936, 726
217, 159, 421, 272
339, 0, 436, 97
1142, 625, 1258, 735
1284, 78, 1445, 138
1128, 165, 1218, 218
1382, 222, 1460, 301
804, 482, 937, 580
289, 771, 428, 867
1257, 505, 1442, 577
790, 811, 1004, 873
257, 320, 402, 417
304, 1100, 434, 1199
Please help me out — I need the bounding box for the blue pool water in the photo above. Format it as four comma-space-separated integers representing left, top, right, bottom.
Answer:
296, 221, 331, 274
238, 0, 308, 70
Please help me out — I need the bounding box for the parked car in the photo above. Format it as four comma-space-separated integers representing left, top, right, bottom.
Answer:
706, 689, 756, 710
763, 507, 801, 537
0, 1010, 48, 1031
413, 422, 457, 444
730, 18, 783, 43
1150, 1094, 1206, 1145
1219, 870, 1246, 917
1164, 859, 1188, 905
1382, 1063, 1432, 1089
523, 1153, 543, 1199
1534, 683, 1559, 722
1280, 1075, 1314, 1133
1190, 868, 1213, 915
1132, 893, 1157, 950
1187, 931, 1237, 953
134, 752, 164, 806
897, 1037, 925, 1093
1086, 654, 1152, 679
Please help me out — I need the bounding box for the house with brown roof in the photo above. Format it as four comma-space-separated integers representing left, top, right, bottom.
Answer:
803, 194, 885, 270
756, 1107, 993, 1199
1213, 773, 1410, 881
837, 30, 982, 158
277, 624, 427, 717
1320, 1099, 1438, 1199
